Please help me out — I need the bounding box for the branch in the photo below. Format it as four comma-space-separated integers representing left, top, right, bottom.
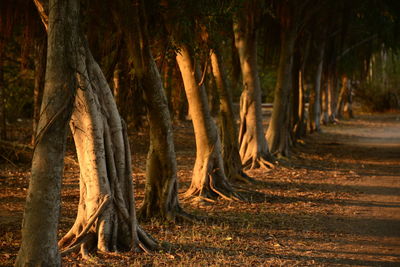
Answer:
337, 34, 377, 60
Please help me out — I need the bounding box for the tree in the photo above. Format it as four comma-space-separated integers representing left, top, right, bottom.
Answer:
17, 0, 157, 265
175, 43, 240, 200
113, 0, 190, 221
16, 0, 78, 264
234, 0, 274, 169
210, 48, 249, 183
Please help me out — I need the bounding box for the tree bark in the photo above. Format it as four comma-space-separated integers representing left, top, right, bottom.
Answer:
32, 36, 47, 145
15, 0, 77, 265
0, 53, 6, 140
234, 4, 274, 169
18, 1, 158, 263
266, 18, 296, 157
122, 0, 189, 221
176, 44, 240, 201
309, 43, 325, 133
336, 74, 348, 119
210, 49, 249, 183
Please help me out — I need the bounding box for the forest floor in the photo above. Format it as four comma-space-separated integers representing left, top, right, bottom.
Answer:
0, 112, 400, 266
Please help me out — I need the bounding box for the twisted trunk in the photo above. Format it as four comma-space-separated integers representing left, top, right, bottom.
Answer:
234, 6, 273, 169
16, 0, 77, 265
124, 1, 188, 220
176, 44, 240, 201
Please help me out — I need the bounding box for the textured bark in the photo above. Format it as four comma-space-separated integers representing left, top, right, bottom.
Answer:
60, 38, 157, 256
266, 18, 296, 157
234, 3, 274, 169
176, 44, 239, 201
336, 74, 349, 119
0, 54, 5, 140
19, 1, 157, 262
32, 37, 47, 145
15, 0, 77, 265
210, 49, 249, 183
309, 43, 325, 133
122, 1, 188, 221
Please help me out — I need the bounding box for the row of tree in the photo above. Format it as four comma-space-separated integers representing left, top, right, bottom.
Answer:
0, 0, 398, 265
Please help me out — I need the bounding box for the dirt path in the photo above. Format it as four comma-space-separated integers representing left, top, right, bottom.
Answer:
1, 113, 399, 266
285, 113, 400, 265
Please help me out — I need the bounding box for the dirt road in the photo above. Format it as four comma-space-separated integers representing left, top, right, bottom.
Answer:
1, 113, 399, 266
285, 113, 400, 265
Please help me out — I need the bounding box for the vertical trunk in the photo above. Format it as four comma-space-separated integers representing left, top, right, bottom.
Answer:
15, 0, 77, 265
326, 70, 336, 122
0, 54, 6, 140
60, 37, 157, 256
336, 74, 348, 119
176, 44, 239, 200
291, 50, 300, 141
32, 37, 47, 145
21, 1, 157, 262
309, 43, 325, 133
266, 25, 296, 157
124, 1, 189, 221
210, 49, 249, 183
234, 6, 274, 169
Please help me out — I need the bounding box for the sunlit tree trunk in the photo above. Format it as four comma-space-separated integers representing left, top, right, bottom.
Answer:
176, 44, 240, 200
210, 49, 249, 183
336, 74, 348, 119
18, 1, 157, 264
16, 0, 77, 264
234, 1, 274, 168
60, 31, 157, 260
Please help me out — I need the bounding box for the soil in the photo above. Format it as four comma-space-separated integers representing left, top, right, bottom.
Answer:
0, 112, 399, 266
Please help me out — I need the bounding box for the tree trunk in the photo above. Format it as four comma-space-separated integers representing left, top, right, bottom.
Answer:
266, 26, 296, 157
15, 0, 77, 265
0, 53, 6, 140
336, 74, 348, 119
18, 1, 158, 263
124, 0, 189, 221
32, 36, 47, 145
59, 38, 157, 257
210, 49, 249, 183
309, 43, 325, 133
234, 9, 274, 169
176, 44, 240, 201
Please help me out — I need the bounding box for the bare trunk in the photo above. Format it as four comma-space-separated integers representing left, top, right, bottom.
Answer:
20, 1, 157, 262
234, 12, 274, 169
125, 2, 189, 221
0, 54, 6, 140
266, 27, 296, 157
59, 37, 157, 255
309, 43, 325, 133
336, 74, 348, 119
210, 49, 249, 183
32, 37, 47, 145
16, 0, 77, 265
176, 44, 239, 201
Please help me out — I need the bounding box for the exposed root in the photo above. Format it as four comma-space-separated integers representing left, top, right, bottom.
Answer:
208, 176, 243, 201
59, 195, 111, 250
243, 154, 275, 170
